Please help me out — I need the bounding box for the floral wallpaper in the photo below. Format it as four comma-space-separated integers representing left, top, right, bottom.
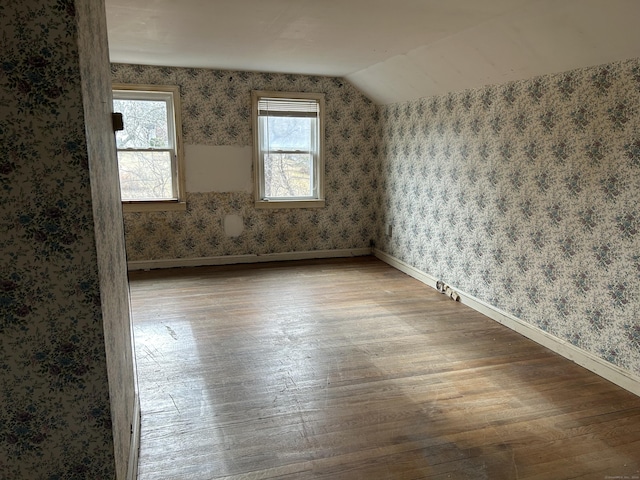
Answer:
379, 58, 640, 376
1, 1, 117, 478
111, 64, 381, 261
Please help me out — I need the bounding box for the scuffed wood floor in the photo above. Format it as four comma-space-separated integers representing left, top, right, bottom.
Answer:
128, 256, 640, 479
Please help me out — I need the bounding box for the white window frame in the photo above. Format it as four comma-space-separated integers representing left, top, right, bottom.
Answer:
112, 83, 186, 212
251, 90, 325, 209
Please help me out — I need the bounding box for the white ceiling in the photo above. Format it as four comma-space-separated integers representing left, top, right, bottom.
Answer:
105, 0, 640, 105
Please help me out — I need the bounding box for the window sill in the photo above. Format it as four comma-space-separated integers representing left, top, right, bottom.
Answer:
122, 201, 187, 213
255, 199, 325, 209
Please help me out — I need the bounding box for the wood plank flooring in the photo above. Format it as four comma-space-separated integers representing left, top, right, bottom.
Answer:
128, 256, 640, 479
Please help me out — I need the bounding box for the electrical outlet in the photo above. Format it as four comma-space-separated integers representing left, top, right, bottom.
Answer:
386, 224, 393, 237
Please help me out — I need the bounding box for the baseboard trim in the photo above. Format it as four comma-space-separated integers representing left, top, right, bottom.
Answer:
126, 395, 140, 480
127, 248, 373, 271
374, 249, 640, 397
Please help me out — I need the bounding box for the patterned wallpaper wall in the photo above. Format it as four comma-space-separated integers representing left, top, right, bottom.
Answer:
379, 58, 640, 376
1, 1, 116, 478
111, 64, 381, 261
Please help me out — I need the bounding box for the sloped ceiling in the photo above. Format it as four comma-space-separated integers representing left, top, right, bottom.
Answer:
105, 0, 640, 105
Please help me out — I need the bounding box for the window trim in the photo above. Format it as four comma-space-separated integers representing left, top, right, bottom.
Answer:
112, 83, 186, 213
251, 90, 325, 209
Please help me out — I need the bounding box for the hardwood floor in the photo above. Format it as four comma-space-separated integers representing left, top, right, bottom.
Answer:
128, 256, 640, 479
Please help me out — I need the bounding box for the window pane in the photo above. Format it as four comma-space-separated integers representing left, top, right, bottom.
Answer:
114, 99, 169, 149
117, 151, 174, 200
263, 153, 312, 198
262, 116, 313, 151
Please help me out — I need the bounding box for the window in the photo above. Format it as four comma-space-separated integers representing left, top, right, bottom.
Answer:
252, 91, 325, 208
112, 84, 185, 212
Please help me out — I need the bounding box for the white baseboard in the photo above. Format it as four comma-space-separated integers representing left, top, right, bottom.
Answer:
126, 395, 140, 480
127, 248, 372, 271
374, 249, 640, 397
